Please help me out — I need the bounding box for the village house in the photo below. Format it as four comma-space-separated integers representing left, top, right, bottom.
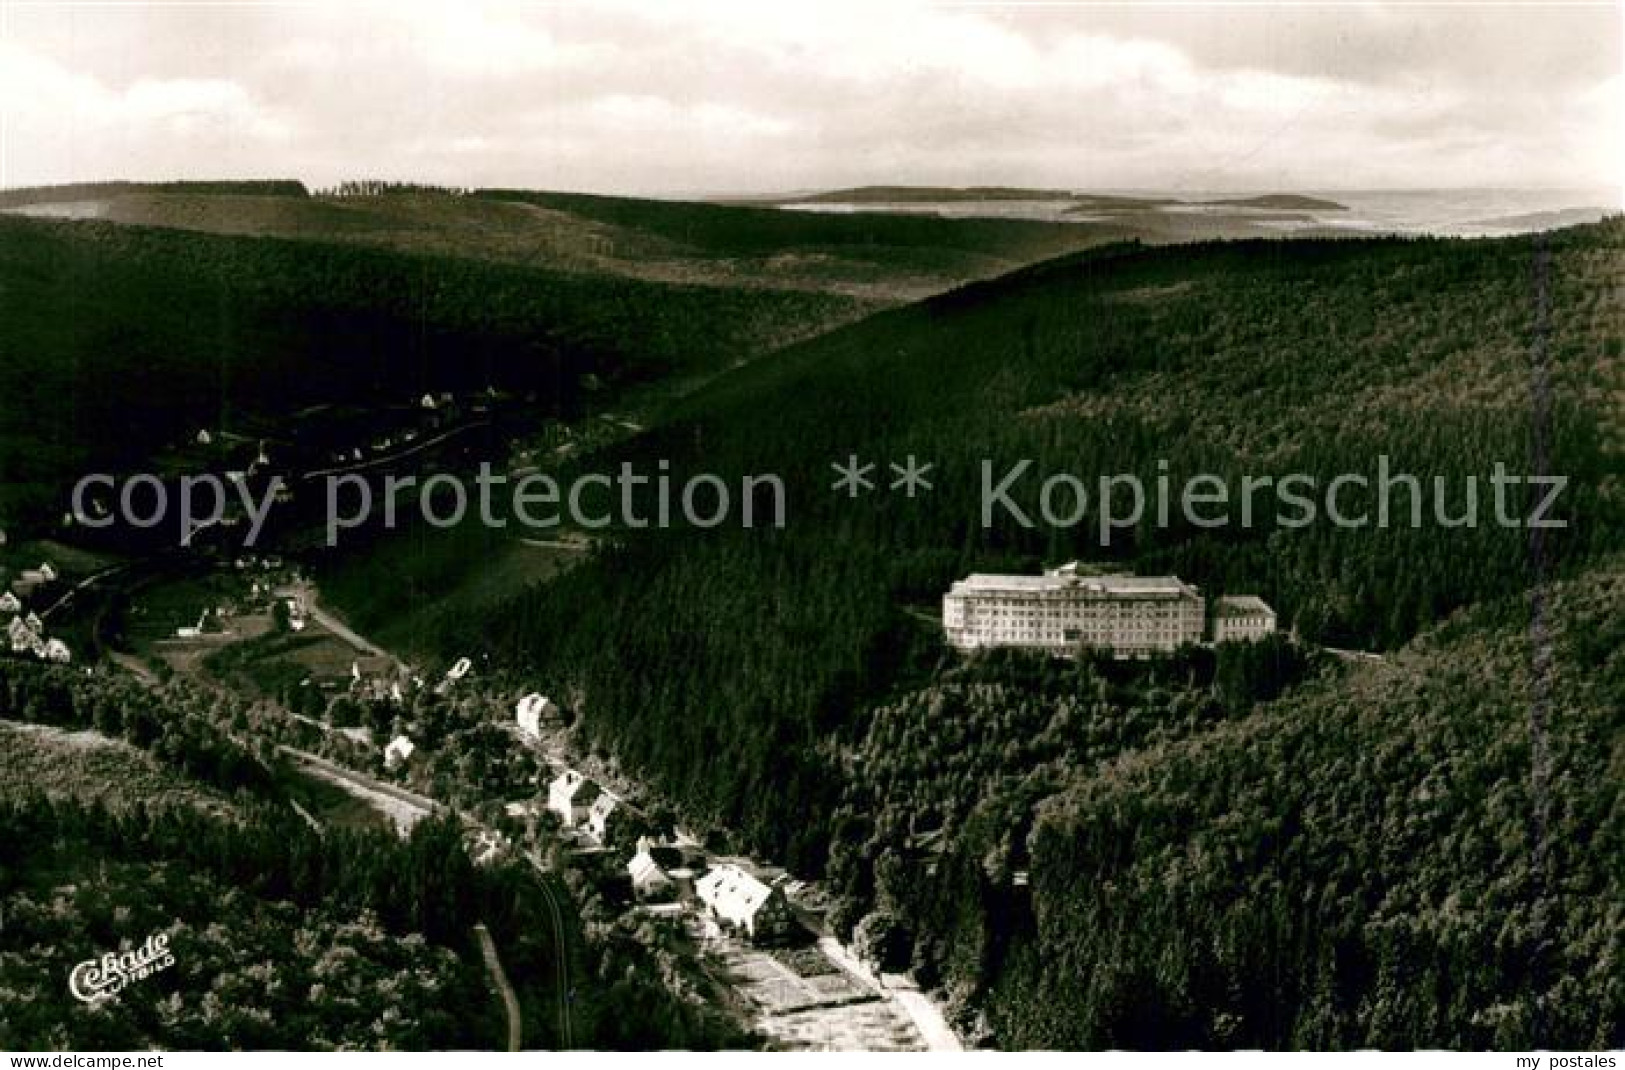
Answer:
7, 616, 41, 654
626, 837, 683, 902
384, 734, 416, 769
43, 638, 71, 663
435, 656, 473, 694
504, 798, 544, 821
1212, 595, 1278, 644
13, 563, 57, 598
695, 863, 798, 944
348, 656, 401, 701
469, 828, 509, 868
587, 792, 648, 847
515, 692, 561, 738
547, 769, 602, 828
0, 591, 20, 614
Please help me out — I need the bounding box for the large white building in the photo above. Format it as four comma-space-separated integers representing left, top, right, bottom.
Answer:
943, 564, 1270, 657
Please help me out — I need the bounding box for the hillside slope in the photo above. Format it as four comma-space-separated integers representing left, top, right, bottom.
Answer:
831, 558, 1623, 1048
418, 221, 1623, 1048
0, 213, 859, 524
2, 183, 1130, 303
418, 221, 1622, 875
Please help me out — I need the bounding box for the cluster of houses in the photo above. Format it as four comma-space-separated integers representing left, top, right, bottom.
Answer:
543, 768, 649, 847
3, 564, 71, 664
326, 655, 486, 774
311, 388, 518, 469
532, 734, 798, 943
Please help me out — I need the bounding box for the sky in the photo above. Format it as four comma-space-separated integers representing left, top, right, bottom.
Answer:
0, 1, 1619, 197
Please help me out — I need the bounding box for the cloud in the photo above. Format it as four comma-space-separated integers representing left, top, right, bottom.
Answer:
0, 2, 1617, 194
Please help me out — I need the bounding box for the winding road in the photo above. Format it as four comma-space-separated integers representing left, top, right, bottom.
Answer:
474, 922, 523, 1051
525, 851, 576, 1049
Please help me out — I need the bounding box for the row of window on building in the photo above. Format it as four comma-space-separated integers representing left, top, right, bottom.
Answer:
943, 563, 1275, 656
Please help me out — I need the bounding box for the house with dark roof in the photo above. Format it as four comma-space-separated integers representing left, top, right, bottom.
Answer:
547, 770, 601, 828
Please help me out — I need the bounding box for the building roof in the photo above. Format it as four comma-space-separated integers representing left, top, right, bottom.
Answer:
1215, 594, 1275, 617
550, 769, 601, 805
695, 863, 778, 918
627, 849, 673, 889
517, 692, 559, 719
950, 571, 1199, 599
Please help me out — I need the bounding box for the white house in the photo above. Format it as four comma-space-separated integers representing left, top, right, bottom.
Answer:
626, 838, 679, 901
547, 770, 601, 828
1212, 595, 1278, 644
587, 792, 645, 845
0, 592, 20, 613
694, 864, 797, 943
384, 735, 416, 769
7, 617, 40, 654
516, 693, 560, 738
18, 564, 55, 587
42, 638, 71, 663
504, 798, 544, 820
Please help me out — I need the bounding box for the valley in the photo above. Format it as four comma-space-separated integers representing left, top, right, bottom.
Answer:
1, 185, 1619, 1050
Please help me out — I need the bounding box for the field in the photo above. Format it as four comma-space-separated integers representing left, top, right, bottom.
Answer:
0, 718, 237, 815
700, 927, 922, 1051
278, 758, 420, 836
317, 521, 589, 655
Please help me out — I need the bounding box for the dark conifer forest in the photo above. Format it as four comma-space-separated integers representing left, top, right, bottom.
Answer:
405, 222, 1622, 1046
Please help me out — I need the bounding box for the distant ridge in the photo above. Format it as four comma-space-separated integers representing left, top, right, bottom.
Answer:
1066, 192, 1347, 213
774, 186, 1349, 212
781, 185, 1077, 204
1202, 194, 1347, 210
0, 179, 309, 208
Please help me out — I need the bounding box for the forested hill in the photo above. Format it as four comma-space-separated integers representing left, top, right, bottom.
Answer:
439, 219, 1623, 875
0, 214, 859, 524
832, 557, 1624, 1048
998, 559, 1625, 1048
3, 182, 1129, 303
422, 221, 1623, 1047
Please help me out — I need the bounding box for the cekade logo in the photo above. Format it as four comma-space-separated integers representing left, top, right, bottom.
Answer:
68, 932, 176, 1003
